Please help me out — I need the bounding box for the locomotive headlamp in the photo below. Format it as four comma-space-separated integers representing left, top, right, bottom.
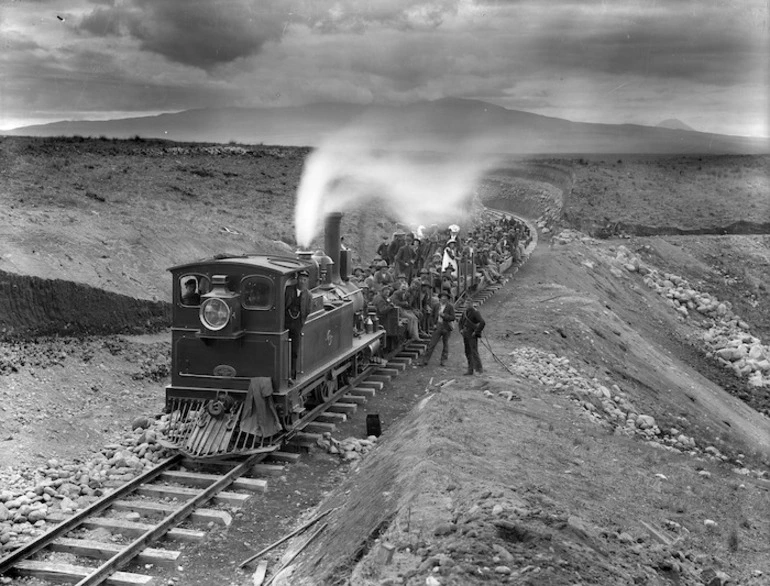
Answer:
200, 298, 231, 331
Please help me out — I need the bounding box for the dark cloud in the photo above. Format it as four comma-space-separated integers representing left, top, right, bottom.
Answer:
515, 4, 767, 87
78, 0, 290, 70
4, 57, 233, 114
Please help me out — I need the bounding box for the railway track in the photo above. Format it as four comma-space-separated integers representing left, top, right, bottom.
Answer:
0, 208, 535, 585
0, 451, 290, 585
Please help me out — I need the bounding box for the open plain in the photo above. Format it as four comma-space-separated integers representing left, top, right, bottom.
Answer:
1, 137, 769, 585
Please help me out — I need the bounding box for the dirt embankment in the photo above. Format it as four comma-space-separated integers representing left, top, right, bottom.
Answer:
0, 270, 169, 339
271, 234, 770, 585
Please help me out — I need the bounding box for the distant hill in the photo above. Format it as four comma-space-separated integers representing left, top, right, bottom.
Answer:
3, 98, 768, 155
657, 118, 696, 132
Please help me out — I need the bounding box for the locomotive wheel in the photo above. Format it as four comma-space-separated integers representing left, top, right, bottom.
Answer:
318, 378, 337, 403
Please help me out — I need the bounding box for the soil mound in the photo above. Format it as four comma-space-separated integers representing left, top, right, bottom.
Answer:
0, 270, 169, 339
273, 236, 770, 586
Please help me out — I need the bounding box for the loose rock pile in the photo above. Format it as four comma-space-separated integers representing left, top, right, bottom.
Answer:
316, 433, 380, 463
553, 230, 770, 390
506, 345, 766, 482
0, 416, 171, 552
0, 336, 170, 382
507, 345, 697, 448
551, 229, 594, 246
612, 244, 770, 389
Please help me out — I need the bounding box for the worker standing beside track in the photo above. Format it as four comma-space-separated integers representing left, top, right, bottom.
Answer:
459, 298, 485, 375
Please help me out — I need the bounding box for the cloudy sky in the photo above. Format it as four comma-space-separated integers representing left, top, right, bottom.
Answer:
1, 0, 768, 137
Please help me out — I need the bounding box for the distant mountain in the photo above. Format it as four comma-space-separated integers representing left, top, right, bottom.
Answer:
657, 118, 696, 132
3, 99, 768, 155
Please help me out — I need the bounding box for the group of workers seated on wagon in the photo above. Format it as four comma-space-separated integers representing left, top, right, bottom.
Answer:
348, 213, 531, 340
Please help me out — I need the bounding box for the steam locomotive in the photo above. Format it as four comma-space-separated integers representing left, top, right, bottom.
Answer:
161, 211, 514, 460
162, 213, 385, 459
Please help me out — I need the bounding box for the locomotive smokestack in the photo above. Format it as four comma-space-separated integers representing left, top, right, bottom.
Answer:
324, 212, 343, 283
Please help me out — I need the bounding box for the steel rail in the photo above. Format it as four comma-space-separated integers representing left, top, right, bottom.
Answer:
74, 452, 267, 586
0, 454, 183, 575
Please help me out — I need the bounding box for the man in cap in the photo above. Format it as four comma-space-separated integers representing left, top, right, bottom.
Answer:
391, 280, 420, 339
388, 231, 405, 266
350, 267, 364, 285
419, 281, 438, 333
394, 233, 417, 281
373, 263, 394, 291
372, 284, 396, 327
420, 290, 455, 367
458, 297, 485, 375
181, 278, 201, 305
360, 284, 375, 307
285, 269, 312, 383
377, 236, 391, 265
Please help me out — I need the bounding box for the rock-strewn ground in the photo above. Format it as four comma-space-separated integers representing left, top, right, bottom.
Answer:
0, 137, 769, 586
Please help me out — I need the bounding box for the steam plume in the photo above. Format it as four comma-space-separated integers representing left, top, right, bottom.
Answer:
294, 105, 504, 247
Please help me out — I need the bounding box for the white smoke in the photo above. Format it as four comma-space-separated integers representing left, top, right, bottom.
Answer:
294, 106, 505, 247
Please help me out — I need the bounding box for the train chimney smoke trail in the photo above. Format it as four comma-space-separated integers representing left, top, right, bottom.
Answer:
294, 108, 504, 248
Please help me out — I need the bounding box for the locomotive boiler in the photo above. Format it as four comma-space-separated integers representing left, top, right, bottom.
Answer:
162, 213, 385, 459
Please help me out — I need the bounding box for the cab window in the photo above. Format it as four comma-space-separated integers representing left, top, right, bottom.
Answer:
179, 275, 210, 306
242, 276, 273, 310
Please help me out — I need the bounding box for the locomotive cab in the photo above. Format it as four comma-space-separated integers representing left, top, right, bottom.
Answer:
168, 256, 311, 395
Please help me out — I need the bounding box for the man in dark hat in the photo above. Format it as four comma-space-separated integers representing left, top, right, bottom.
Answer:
388, 231, 405, 267
420, 290, 455, 367
391, 280, 420, 339
181, 278, 200, 305
458, 297, 485, 375
376, 236, 391, 265
372, 284, 396, 328
350, 267, 364, 285
373, 263, 394, 291
419, 281, 438, 333
285, 270, 312, 383
394, 233, 417, 282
